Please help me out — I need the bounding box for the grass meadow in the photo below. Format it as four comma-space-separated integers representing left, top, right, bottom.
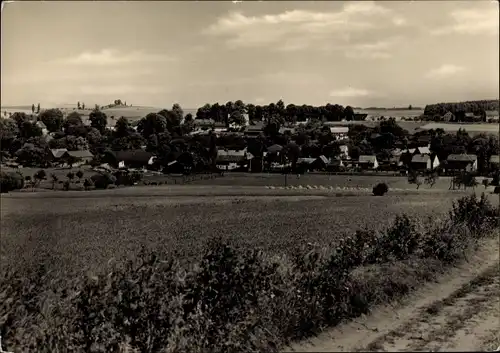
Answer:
1, 187, 471, 277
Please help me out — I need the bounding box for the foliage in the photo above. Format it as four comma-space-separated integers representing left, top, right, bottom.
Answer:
424, 100, 498, 118
89, 109, 108, 133
75, 170, 84, 180
39, 109, 64, 132
0, 171, 24, 193
91, 172, 117, 189
372, 182, 389, 196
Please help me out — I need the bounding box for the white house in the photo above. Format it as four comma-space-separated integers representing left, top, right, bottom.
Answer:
339, 145, 350, 159
329, 126, 349, 140
358, 155, 379, 169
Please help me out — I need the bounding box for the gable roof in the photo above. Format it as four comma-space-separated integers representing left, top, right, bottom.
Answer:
317, 155, 329, 165
447, 154, 478, 162
416, 146, 431, 154
267, 144, 283, 153
66, 150, 94, 159
297, 157, 316, 164
51, 148, 68, 158
411, 154, 430, 164
216, 149, 248, 163
490, 155, 500, 164
36, 121, 47, 129
359, 155, 377, 163
329, 127, 349, 134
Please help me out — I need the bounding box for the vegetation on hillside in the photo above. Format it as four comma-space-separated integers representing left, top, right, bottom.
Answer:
0, 194, 497, 352
423, 99, 499, 119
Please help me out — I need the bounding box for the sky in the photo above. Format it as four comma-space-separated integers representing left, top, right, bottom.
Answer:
1, 1, 499, 109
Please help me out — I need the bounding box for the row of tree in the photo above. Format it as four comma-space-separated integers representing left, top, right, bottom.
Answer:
423, 99, 498, 117
195, 100, 357, 124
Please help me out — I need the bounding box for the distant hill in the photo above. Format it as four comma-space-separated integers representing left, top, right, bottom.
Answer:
364, 106, 423, 111
424, 99, 499, 116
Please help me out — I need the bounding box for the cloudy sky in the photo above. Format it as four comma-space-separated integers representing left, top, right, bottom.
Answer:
1, 1, 498, 108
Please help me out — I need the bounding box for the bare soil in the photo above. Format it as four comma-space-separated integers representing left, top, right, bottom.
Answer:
287, 237, 500, 352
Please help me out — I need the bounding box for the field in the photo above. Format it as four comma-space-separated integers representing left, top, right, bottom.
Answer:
1, 184, 472, 278
1, 176, 498, 352
419, 122, 500, 136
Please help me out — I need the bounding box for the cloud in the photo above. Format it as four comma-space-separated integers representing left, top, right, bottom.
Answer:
330, 88, 371, 98
430, 6, 499, 35
204, 1, 407, 55
56, 49, 175, 66
425, 64, 465, 79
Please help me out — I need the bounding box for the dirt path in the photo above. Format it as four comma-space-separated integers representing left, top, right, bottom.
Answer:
287, 237, 499, 352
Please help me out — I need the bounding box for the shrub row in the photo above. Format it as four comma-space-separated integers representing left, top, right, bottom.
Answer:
0, 194, 498, 353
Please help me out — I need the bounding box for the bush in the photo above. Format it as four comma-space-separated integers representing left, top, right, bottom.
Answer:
372, 183, 389, 196
0, 195, 497, 352
0, 172, 24, 193
91, 173, 116, 189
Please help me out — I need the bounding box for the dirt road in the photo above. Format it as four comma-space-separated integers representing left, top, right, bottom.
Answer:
288, 237, 500, 352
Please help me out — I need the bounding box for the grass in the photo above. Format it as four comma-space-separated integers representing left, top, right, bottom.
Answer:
0, 191, 468, 276
0, 193, 497, 352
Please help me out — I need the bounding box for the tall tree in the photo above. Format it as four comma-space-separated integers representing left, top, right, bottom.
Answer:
89, 108, 108, 133
39, 109, 64, 132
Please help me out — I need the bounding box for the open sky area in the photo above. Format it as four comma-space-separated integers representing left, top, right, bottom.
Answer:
1, 1, 498, 108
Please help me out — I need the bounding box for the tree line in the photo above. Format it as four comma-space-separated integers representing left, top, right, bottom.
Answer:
423, 99, 499, 119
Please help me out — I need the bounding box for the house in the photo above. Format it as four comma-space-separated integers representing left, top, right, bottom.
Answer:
327, 158, 345, 171
314, 155, 330, 170
62, 150, 94, 166
267, 144, 283, 154
296, 157, 316, 173
114, 150, 155, 169
51, 148, 68, 160
489, 155, 499, 171
353, 113, 368, 121
245, 122, 265, 136
442, 111, 455, 122
36, 121, 48, 135
411, 154, 439, 171
415, 146, 431, 155
279, 127, 296, 135
339, 145, 350, 159
193, 119, 215, 129
445, 154, 478, 172
216, 148, 250, 171
358, 155, 379, 170
329, 126, 349, 140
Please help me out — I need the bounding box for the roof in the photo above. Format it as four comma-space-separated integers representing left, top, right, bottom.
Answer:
217, 149, 246, 157
66, 150, 94, 159
411, 155, 430, 164
490, 155, 500, 164
330, 127, 349, 134
246, 122, 264, 132
329, 159, 345, 167
267, 144, 283, 153
447, 154, 478, 162
114, 150, 153, 164
193, 119, 214, 126
417, 146, 431, 154
297, 158, 316, 164
279, 127, 296, 134
51, 148, 68, 158
317, 155, 329, 165
359, 155, 378, 163
36, 121, 47, 129
216, 149, 248, 163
